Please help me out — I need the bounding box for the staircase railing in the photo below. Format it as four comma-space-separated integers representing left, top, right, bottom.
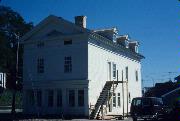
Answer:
90, 81, 120, 119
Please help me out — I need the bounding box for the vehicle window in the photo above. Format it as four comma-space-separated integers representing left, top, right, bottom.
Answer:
152, 98, 163, 106
135, 99, 141, 106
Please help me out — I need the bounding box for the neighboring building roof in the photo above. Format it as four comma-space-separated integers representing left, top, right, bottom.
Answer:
161, 87, 180, 98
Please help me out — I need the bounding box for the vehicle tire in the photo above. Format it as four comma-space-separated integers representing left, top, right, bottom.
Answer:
133, 117, 137, 121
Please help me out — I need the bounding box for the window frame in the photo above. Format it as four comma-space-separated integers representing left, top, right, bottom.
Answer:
64, 39, 72, 45
68, 89, 75, 107
113, 63, 116, 79
117, 93, 121, 107
113, 93, 116, 107
64, 56, 72, 73
37, 58, 44, 73
78, 90, 84, 107
57, 90, 62, 107
37, 90, 42, 107
126, 66, 128, 81
135, 70, 138, 81
37, 41, 44, 48
48, 90, 54, 107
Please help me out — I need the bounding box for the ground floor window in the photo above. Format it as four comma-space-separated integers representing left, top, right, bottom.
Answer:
118, 93, 121, 107
37, 90, 42, 107
48, 90, 54, 107
57, 90, 62, 107
69, 90, 75, 107
113, 93, 116, 107
78, 90, 84, 107
28, 90, 35, 106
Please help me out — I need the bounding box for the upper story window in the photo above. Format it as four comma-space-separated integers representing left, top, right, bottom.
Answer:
113, 63, 116, 78
37, 41, 44, 48
37, 58, 44, 73
64, 39, 72, 45
64, 56, 72, 73
126, 66, 128, 81
135, 70, 138, 81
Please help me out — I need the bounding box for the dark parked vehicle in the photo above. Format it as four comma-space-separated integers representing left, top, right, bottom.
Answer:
130, 97, 166, 121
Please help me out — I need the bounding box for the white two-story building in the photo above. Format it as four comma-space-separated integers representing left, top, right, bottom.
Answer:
20, 15, 144, 118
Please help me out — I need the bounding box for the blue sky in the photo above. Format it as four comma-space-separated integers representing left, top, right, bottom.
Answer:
1, 0, 180, 87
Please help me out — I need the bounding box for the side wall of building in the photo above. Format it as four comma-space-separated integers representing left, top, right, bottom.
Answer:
88, 36, 142, 115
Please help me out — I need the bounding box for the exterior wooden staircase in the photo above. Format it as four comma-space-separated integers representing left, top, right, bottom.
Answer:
90, 81, 121, 119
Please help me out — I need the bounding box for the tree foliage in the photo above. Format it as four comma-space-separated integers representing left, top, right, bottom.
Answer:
0, 6, 33, 89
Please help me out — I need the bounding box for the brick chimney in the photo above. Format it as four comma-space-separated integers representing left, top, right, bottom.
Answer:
75, 16, 87, 28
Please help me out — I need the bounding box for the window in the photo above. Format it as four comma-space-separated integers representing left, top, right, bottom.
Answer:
57, 90, 62, 107
37, 90, 42, 107
37, 41, 44, 48
48, 90, 54, 107
135, 99, 141, 106
135, 70, 138, 81
129, 92, 131, 103
28, 90, 35, 106
37, 58, 44, 73
118, 93, 121, 107
64, 56, 72, 73
126, 67, 128, 81
113, 64, 116, 78
78, 90, 84, 107
69, 90, 75, 107
64, 39, 72, 45
113, 93, 116, 107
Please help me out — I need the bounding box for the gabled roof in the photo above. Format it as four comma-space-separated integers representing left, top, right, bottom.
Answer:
20, 15, 90, 42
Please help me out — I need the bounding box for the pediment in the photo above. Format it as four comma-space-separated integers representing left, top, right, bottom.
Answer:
20, 15, 89, 42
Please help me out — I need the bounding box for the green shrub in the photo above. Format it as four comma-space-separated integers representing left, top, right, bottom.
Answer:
0, 89, 22, 108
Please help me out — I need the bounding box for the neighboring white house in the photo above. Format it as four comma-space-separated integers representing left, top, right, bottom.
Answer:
0, 72, 6, 88
20, 15, 144, 118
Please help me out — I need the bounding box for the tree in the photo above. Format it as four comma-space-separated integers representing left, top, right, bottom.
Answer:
0, 6, 33, 114
0, 6, 33, 89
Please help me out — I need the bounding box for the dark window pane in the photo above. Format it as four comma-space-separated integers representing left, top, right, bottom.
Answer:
28, 90, 35, 106
57, 90, 62, 107
69, 90, 75, 107
118, 93, 121, 107
48, 90, 54, 107
113, 93, 116, 107
64, 56, 72, 73
37, 58, 44, 73
113, 64, 116, 78
126, 67, 128, 80
78, 90, 84, 107
64, 39, 72, 45
37, 90, 42, 107
136, 70, 138, 81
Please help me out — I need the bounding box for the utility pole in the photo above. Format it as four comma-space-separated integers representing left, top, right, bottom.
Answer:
122, 70, 124, 119
11, 33, 20, 114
